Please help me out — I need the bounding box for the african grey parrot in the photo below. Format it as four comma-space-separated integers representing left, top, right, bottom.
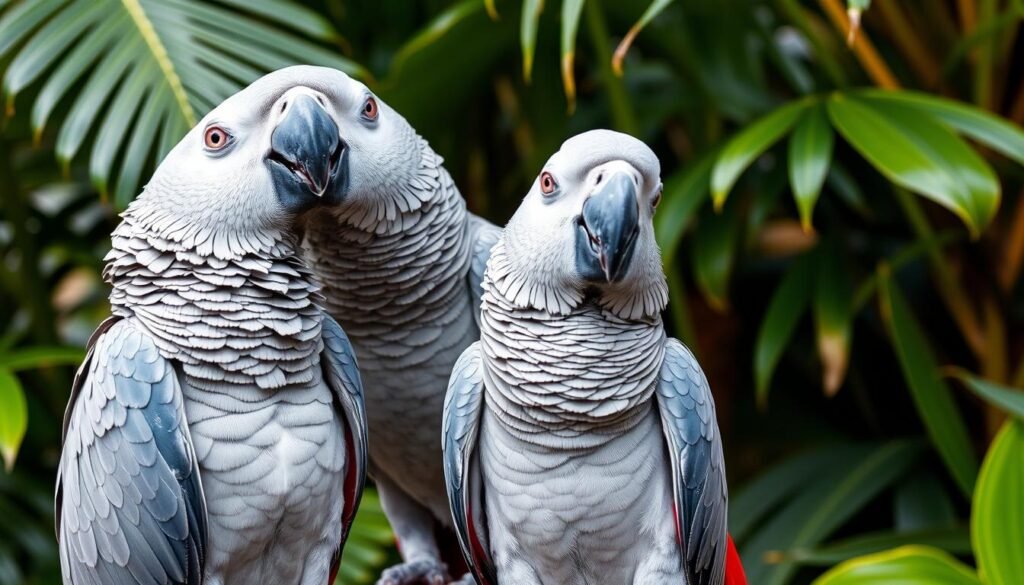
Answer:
443, 130, 734, 585
56, 67, 369, 585
299, 70, 500, 584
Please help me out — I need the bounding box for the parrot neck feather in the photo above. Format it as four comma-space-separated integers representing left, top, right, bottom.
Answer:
480, 246, 668, 448
104, 207, 325, 392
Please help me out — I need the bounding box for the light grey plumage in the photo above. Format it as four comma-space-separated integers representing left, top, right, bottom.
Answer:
56, 66, 368, 585
443, 130, 728, 585
300, 72, 499, 584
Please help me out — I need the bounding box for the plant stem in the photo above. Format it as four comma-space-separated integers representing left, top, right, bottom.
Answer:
817, 0, 900, 89
584, 0, 639, 135
775, 0, 848, 88
876, 0, 941, 87
973, 0, 997, 109
892, 187, 986, 359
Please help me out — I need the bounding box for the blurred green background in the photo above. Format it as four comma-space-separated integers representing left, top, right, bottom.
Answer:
1, 0, 1023, 583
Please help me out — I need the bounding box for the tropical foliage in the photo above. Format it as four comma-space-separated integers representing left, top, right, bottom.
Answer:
1, 0, 1022, 584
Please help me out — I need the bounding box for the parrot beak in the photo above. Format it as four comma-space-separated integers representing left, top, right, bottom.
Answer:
576, 171, 640, 283
267, 93, 347, 210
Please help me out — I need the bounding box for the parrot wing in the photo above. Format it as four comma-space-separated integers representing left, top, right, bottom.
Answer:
320, 315, 369, 564
655, 338, 728, 585
442, 342, 497, 584
56, 317, 208, 585
466, 214, 502, 327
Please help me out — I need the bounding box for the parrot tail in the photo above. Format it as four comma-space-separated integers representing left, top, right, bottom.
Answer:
724, 534, 748, 585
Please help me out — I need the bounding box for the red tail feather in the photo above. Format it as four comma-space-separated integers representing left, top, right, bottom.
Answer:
724, 534, 748, 585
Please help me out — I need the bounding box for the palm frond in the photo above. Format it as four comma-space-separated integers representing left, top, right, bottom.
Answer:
0, 0, 366, 207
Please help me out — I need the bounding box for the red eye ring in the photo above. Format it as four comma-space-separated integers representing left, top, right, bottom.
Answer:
539, 171, 557, 195
363, 97, 379, 121
203, 125, 229, 150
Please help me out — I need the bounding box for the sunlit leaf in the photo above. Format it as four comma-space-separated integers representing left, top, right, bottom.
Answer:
788, 103, 834, 232
654, 151, 715, 267
856, 89, 1024, 167
878, 273, 978, 496
0, 0, 364, 207
827, 94, 1000, 237
612, 0, 674, 75
948, 369, 1024, 419
754, 253, 812, 407
711, 98, 810, 209
560, 0, 585, 111
520, 0, 543, 83
972, 420, 1024, 585
0, 369, 27, 472
814, 240, 853, 396
780, 526, 970, 566
813, 545, 980, 584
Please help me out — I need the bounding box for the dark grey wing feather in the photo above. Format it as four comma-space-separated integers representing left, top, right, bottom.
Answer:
442, 342, 496, 585
56, 318, 207, 585
320, 314, 368, 546
466, 214, 502, 327
656, 339, 728, 585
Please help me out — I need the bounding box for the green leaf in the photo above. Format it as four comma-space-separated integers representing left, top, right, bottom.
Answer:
3, 0, 364, 208
878, 273, 979, 497
559, 0, 585, 110
814, 240, 853, 396
0, 369, 27, 472
654, 150, 715, 267
520, 0, 543, 83
711, 98, 810, 209
813, 545, 980, 585
744, 441, 924, 585
827, 94, 1000, 237
0, 346, 84, 371
894, 471, 957, 531
788, 103, 834, 232
612, 0, 674, 75
691, 202, 739, 312
754, 253, 812, 407
973, 420, 1024, 585
390, 0, 482, 79
856, 89, 1024, 167
337, 487, 394, 584
780, 526, 971, 566
949, 369, 1024, 419
730, 447, 840, 541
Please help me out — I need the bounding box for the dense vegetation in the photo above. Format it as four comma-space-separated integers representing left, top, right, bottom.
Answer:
1, 1, 1023, 583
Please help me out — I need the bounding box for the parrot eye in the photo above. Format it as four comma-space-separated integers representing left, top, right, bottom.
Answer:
539, 172, 558, 195
362, 97, 379, 121
652, 186, 663, 209
203, 125, 231, 151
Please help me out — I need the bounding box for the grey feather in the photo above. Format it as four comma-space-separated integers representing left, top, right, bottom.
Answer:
656, 339, 728, 585
441, 343, 496, 585
57, 319, 207, 585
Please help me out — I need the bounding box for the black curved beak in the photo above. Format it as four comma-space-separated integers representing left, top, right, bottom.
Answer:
267, 94, 347, 211
576, 172, 640, 283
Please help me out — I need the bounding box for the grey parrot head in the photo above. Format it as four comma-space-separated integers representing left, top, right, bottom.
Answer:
501, 130, 669, 320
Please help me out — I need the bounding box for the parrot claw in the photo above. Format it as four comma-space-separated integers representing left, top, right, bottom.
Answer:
376, 559, 449, 585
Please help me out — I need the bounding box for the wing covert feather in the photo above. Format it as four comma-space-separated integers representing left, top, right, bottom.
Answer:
656, 339, 728, 585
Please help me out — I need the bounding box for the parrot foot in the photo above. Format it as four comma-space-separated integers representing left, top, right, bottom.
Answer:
376, 559, 449, 585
